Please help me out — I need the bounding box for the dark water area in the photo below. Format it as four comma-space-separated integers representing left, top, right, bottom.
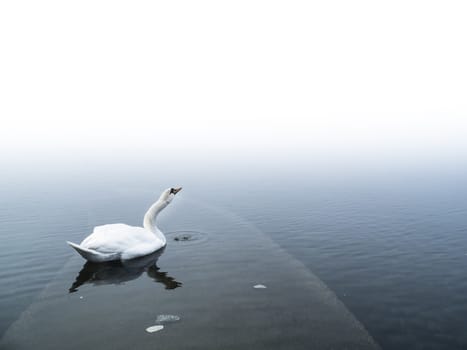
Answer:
0, 157, 466, 349
1, 197, 378, 349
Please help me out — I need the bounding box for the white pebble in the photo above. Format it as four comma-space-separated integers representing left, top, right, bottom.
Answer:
79, 296, 83, 299
146, 325, 164, 333
254, 284, 267, 289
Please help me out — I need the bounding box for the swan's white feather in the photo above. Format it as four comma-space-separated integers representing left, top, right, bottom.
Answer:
82, 224, 157, 252
73, 224, 165, 262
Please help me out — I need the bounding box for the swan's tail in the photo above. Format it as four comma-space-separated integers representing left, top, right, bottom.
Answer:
66, 241, 118, 263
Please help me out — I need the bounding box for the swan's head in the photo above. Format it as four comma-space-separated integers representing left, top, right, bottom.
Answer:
160, 187, 182, 203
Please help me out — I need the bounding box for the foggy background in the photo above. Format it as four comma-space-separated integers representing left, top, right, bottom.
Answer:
1, 0, 466, 167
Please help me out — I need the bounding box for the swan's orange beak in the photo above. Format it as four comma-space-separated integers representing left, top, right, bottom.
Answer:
172, 187, 182, 195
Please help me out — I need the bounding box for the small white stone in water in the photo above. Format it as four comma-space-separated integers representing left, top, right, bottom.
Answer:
156, 314, 181, 324
146, 325, 164, 333
79, 296, 83, 299
254, 284, 267, 289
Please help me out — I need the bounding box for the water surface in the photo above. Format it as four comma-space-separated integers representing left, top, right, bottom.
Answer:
1, 159, 466, 349
1, 197, 378, 349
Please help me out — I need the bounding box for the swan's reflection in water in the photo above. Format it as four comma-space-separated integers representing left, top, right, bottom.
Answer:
69, 249, 182, 293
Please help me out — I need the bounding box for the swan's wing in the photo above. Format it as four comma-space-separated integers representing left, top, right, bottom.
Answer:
81, 224, 155, 253
92, 223, 132, 235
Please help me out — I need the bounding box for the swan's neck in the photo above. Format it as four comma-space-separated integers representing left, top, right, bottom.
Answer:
143, 199, 168, 244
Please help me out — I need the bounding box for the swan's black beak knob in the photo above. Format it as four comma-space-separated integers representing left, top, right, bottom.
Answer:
170, 187, 182, 195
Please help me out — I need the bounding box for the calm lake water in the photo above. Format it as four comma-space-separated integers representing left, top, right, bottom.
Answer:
1, 157, 466, 349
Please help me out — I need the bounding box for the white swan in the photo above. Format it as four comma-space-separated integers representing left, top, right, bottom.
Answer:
67, 187, 182, 263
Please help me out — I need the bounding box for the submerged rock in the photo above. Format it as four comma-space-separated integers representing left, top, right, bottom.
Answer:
156, 314, 181, 324
146, 325, 164, 333
254, 284, 267, 289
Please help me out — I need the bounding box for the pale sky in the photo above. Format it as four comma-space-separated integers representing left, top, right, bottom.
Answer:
1, 1, 466, 161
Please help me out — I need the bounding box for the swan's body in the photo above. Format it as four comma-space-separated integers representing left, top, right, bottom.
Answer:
67, 187, 181, 263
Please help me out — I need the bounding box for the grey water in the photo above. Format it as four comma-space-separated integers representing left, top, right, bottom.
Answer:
0, 157, 466, 349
